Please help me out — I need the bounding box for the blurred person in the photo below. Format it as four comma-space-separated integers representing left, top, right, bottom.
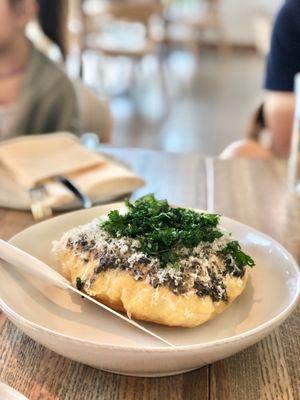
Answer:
0, 0, 111, 142
220, 0, 299, 159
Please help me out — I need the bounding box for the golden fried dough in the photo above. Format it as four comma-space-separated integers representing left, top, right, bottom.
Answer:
55, 244, 248, 327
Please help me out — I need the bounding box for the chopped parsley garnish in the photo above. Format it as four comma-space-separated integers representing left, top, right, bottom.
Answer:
218, 240, 255, 275
101, 194, 224, 266
76, 277, 83, 290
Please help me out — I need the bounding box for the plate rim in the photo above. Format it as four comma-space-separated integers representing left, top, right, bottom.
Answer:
1, 203, 299, 353
0, 382, 28, 400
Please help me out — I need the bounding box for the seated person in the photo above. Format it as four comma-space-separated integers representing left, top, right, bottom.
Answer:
221, 0, 299, 159
0, 0, 111, 142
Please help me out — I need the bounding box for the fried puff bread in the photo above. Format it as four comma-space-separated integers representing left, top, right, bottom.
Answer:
53, 196, 254, 328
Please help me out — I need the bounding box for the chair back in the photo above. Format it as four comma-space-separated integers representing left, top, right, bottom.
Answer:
75, 81, 112, 143
104, 2, 163, 27
245, 104, 265, 141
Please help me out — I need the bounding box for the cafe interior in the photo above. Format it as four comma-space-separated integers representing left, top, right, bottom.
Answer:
0, 1, 299, 399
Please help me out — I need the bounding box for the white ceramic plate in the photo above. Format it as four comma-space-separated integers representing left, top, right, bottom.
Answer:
0, 204, 299, 377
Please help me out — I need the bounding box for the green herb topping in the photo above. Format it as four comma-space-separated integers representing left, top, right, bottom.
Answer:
218, 240, 255, 276
101, 194, 254, 269
76, 277, 83, 290
65, 194, 255, 301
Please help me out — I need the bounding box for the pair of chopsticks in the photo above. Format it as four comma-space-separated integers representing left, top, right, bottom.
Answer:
29, 175, 92, 220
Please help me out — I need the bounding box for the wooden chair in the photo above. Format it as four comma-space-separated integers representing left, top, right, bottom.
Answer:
220, 104, 272, 159
81, 0, 169, 112
245, 103, 266, 142
82, 1, 163, 58
75, 81, 112, 143
162, 0, 226, 53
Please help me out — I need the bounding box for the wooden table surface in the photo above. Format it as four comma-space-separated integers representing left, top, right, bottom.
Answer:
0, 149, 299, 400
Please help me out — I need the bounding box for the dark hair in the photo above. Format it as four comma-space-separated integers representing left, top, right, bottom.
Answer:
10, 0, 68, 58
37, 0, 68, 58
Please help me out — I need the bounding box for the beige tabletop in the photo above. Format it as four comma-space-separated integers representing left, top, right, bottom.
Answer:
0, 148, 299, 400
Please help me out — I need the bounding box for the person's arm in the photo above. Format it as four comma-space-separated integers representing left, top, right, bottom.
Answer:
263, 0, 300, 157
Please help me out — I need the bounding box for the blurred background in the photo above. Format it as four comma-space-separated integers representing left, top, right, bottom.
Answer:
21, 0, 285, 154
